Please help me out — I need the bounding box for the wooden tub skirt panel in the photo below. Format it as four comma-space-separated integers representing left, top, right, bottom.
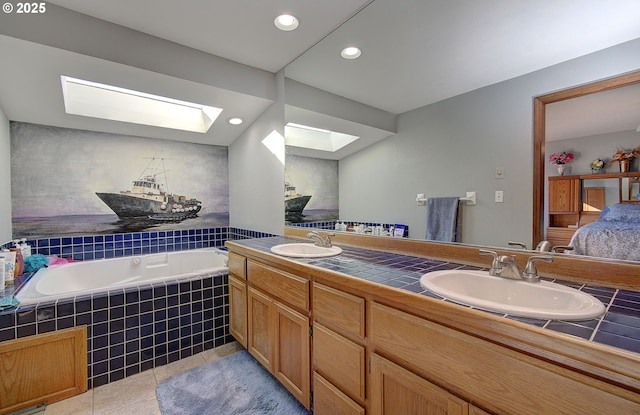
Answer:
0, 326, 88, 415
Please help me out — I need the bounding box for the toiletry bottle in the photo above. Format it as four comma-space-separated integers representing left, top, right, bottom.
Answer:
389, 225, 394, 237
11, 242, 24, 278
3, 249, 15, 282
335, 221, 340, 231
0, 255, 5, 289
20, 238, 31, 258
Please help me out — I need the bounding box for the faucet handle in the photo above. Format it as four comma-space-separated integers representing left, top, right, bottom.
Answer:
523, 255, 553, 282
479, 249, 498, 258
508, 241, 527, 249
479, 249, 502, 275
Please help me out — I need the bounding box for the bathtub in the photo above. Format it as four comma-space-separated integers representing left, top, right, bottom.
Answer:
16, 248, 228, 305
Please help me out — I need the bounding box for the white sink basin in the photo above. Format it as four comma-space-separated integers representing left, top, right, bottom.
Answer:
270, 243, 342, 258
420, 270, 605, 320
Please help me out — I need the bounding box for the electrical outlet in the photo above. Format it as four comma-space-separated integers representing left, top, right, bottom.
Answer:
495, 190, 504, 203
496, 167, 504, 179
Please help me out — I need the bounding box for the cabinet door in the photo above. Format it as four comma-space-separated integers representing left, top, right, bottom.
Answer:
274, 301, 311, 409
313, 323, 365, 404
313, 372, 364, 415
228, 275, 247, 348
370, 353, 469, 415
548, 178, 579, 212
247, 287, 274, 371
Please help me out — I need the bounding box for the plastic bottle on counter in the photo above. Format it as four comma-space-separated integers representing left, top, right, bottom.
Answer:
2, 249, 15, 282
11, 242, 24, 278
0, 255, 5, 289
20, 238, 32, 258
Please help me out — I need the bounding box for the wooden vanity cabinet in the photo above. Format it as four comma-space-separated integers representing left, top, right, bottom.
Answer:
245, 259, 311, 409
369, 302, 639, 415
312, 283, 366, 415
227, 244, 640, 415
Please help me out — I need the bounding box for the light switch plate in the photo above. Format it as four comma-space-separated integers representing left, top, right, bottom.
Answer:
496, 167, 504, 179
495, 190, 504, 203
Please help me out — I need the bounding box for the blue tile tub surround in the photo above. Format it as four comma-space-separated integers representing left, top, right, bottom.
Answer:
2, 226, 275, 263
0, 227, 277, 388
0, 271, 232, 388
232, 236, 640, 355
26, 228, 229, 261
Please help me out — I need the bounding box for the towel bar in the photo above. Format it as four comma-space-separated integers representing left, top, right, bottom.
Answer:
416, 191, 476, 206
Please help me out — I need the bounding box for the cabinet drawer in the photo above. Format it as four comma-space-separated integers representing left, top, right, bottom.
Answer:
370, 302, 639, 415
228, 252, 246, 280
313, 372, 364, 415
312, 283, 365, 341
248, 260, 309, 311
546, 227, 576, 246
313, 323, 365, 404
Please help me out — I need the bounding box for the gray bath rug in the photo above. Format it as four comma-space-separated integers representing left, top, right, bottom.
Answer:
156, 350, 311, 415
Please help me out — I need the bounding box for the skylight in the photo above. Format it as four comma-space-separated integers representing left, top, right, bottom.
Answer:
285, 122, 359, 152
60, 76, 222, 133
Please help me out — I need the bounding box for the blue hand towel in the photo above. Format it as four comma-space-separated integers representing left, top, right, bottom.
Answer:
426, 197, 460, 242
0, 295, 19, 310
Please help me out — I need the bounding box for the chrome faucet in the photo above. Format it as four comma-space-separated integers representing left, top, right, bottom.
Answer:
306, 231, 334, 248
479, 249, 553, 283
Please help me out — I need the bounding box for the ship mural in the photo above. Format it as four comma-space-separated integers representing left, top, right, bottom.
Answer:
96, 158, 202, 222
285, 180, 311, 221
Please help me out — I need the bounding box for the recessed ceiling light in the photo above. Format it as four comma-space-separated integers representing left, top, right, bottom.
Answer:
341, 46, 361, 59
227, 117, 243, 125
274, 14, 299, 31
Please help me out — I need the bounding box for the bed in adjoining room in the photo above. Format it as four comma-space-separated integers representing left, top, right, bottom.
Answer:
569, 203, 640, 261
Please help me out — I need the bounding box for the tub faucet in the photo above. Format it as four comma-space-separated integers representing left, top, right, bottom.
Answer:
306, 231, 334, 248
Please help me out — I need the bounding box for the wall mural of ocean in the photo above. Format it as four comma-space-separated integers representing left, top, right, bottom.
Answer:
10, 122, 229, 237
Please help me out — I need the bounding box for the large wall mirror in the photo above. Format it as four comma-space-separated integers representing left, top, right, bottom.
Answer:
282, 0, 640, 264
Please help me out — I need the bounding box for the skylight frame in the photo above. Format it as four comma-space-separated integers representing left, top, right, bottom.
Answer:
285, 122, 360, 152
60, 76, 222, 133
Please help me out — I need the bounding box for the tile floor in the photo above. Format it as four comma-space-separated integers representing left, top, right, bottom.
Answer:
43, 342, 244, 415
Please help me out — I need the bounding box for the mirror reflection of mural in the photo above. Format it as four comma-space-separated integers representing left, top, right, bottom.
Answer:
11, 122, 229, 236
285, 154, 338, 223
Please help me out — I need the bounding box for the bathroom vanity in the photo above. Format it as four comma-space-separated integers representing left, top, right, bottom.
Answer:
226, 230, 640, 414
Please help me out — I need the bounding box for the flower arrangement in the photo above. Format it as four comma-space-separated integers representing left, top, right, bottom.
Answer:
590, 158, 605, 171
611, 146, 640, 162
548, 151, 574, 165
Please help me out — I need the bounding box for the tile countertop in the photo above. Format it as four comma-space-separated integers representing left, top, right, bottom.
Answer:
231, 236, 640, 355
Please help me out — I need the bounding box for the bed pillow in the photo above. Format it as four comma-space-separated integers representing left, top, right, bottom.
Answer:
600, 203, 640, 222
598, 205, 610, 219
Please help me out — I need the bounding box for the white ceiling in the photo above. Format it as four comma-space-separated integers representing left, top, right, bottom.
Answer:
1, 0, 640, 153
546, 83, 640, 142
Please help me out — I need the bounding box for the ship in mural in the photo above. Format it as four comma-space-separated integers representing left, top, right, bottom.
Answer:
285, 180, 311, 221
96, 158, 202, 222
